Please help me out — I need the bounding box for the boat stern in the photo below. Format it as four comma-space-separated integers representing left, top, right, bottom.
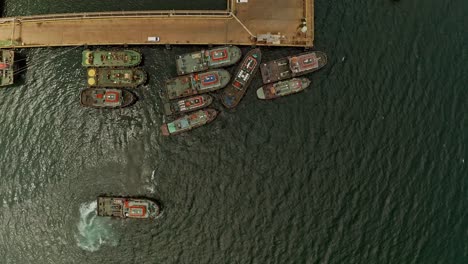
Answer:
217, 69, 231, 88
301, 78, 311, 88
82, 50, 92, 66
228, 46, 242, 65
148, 200, 161, 219
133, 69, 148, 86
160, 124, 170, 136
256, 87, 266, 99
316, 51, 328, 68
205, 108, 218, 123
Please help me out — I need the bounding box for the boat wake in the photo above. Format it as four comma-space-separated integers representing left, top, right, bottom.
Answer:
75, 201, 118, 252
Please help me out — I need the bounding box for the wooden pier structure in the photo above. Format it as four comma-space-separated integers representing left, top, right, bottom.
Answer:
0, 0, 314, 49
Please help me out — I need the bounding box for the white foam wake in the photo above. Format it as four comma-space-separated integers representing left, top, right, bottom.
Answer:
75, 201, 118, 252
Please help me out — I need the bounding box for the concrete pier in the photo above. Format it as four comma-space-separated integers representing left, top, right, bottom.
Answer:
0, 0, 314, 48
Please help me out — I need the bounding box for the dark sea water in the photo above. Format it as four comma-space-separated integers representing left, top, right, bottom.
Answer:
0, 0, 467, 263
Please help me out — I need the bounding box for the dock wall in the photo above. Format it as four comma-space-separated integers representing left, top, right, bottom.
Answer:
0, 0, 314, 49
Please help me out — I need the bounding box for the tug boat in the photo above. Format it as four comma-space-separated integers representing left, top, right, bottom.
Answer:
97, 196, 161, 219
80, 88, 136, 109
86, 68, 147, 88
221, 48, 261, 109
175, 46, 242, 75
163, 94, 213, 116
0, 50, 14, 86
82, 50, 142, 67
161, 69, 230, 100
260, 51, 327, 84
256, 78, 311, 100
160, 109, 217, 136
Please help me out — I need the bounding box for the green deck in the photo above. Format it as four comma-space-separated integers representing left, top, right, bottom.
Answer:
82, 50, 142, 67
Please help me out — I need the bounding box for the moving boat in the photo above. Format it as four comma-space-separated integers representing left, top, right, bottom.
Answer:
256, 78, 311, 100
163, 94, 213, 116
0, 50, 14, 86
87, 68, 147, 88
80, 88, 136, 109
160, 109, 217, 136
82, 50, 142, 67
176, 46, 242, 75
97, 196, 161, 219
221, 48, 261, 109
161, 69, 230, 100
260, 51, 327, 84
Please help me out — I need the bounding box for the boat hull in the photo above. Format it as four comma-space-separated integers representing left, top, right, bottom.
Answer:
256, 78, 311, 100
160, 109, 217, 136
163, 94, 213, 116
82, 50, 142, 67
80, 88, 136, 109
221, 48, 262, 109
87, 68, 147, 88
162, 70, 230, 100
260, 51, 327, 84
176, 46, 242, 75
97, 196, 161, 219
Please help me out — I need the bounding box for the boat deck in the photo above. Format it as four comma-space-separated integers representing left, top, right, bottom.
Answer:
0, 0, 314, 48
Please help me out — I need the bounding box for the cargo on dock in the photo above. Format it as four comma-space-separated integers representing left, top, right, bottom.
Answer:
97, 196, 160, 219
162, 69, 230, 100
0, 50, 14, 86
87, 68, 147, 88
260, 51, 327, 84
221, 48, 261, 109
176, 46, 242, 75
82, 50, 141, 67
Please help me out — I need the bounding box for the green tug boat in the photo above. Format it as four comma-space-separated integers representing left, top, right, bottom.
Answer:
86, 68, 147, 88
82, 50, 142, 67
0, 50, 14, 87
176, 46, 242, 75
256, 78, 311, 100
161, 69, 230, 100
160, 109, 218, 136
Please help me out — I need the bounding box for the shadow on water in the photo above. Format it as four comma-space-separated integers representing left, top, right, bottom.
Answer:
0, 1, 4, 17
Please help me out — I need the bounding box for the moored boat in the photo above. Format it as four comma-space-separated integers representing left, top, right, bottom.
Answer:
0, 50, 14, 87
163, 94, 213, 116
161, 69, 230, 100
160, 109, 217, 136
82, 50, 142, 67
221, 48, 262, 109
80, 88, 136, 109
260, 51, 327, 84
87, 68, 147, 88
256, 78, 311, 100
176, 46, 242, 75
97, 196, 161, 219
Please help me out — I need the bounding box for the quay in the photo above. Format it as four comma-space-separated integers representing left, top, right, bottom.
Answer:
0, 0, 314, 49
